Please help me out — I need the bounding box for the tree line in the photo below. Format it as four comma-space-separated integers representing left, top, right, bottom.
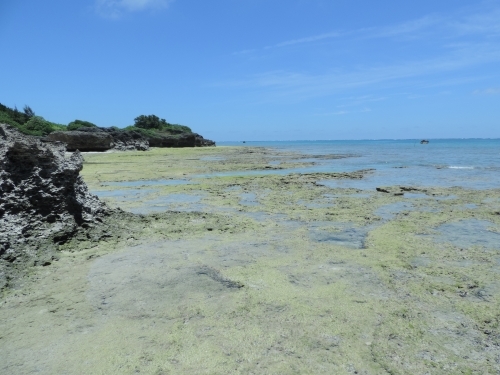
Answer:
0, 102, 191, 136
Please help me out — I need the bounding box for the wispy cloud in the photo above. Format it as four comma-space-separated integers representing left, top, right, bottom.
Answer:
233, 4, 500, 55
225, 3, 500, 103
221, 40, 500, 102
232, 49, 257, 56
269, 31, 343, 49
234, 15, 442, 55
363, 14, 442, 39
314, 107, 372, 116
95, 0, 173, 18
473, 88, 500, 95
449, 7, 500, 36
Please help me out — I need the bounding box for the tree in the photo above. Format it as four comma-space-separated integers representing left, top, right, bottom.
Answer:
134, 114, 165, 130
23, 105, 35, 118
0, 103, 31, 125
132, 114, 192, 134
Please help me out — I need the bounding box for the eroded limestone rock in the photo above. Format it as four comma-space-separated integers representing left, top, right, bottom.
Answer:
0, 124, 107, 288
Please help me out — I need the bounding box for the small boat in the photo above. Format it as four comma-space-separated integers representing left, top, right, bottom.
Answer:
420, 139, 429, 144
243, 141, 246, 143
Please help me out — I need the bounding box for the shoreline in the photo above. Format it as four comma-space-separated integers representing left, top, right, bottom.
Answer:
1, 146, 500, 374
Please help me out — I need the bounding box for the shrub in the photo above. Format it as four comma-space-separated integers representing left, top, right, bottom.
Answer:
134, 115, 163, 130
0, 103, 65, 135
67, 119, 97, 131
123, 126, 160, 138
23, 116, 54, 136
0, 111, 22, 128
161, 123, 192, 134
0, 102, 31, 125
133, 114, 192, 134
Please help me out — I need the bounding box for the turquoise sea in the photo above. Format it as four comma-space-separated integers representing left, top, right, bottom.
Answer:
219, 139, 500, 190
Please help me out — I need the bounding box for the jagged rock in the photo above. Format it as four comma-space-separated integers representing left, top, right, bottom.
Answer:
0, 124, 107, 288
76, 127, 150, 151
376, 186, 428, 195
147, 132, 196, 147
195, 133, 216, 147
46, 126, 214, 152
147, 132, 216, 147
46, 130, 113, 151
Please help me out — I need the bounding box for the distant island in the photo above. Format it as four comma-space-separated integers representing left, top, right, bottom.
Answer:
0, 102, 215, 151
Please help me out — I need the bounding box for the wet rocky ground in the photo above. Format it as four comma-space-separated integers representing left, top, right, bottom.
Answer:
1, 146, 500, 374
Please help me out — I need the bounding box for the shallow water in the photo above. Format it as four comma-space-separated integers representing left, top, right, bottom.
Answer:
92, 189, 155, 201
102, 179, 195, 187
404, 193, 428, 199
308, 222, 371, 249
239, 192, 259, 206
220, 139, 500, 190
429, 219, 500, 249
375, 202, 414, 220
129, 193, 206, 214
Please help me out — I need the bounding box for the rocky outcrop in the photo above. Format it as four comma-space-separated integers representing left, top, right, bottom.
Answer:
46, 127, 215, 151
195, 133, 216, 147
146, 132, 215, 148
46, 130, 113, 151
75, 127, 150, 151
46, 127, 150, 152
0, 124, 108, 288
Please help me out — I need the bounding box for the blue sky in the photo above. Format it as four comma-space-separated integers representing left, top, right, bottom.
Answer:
1, 0, 499, 141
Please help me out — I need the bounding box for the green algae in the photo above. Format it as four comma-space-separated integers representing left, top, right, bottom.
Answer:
1, 146, 500, 374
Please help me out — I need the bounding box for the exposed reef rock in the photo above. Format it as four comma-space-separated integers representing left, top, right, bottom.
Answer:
46, 130, 113, 151
195, 133, 216, 147
46, 126, 215, 152
46, 127, 150, 152
0, 124, 108, 288
147, 132, 216, 147
376, 186, 428, 195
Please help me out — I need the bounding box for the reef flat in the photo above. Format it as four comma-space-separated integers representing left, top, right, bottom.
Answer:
1, 146, 500, 374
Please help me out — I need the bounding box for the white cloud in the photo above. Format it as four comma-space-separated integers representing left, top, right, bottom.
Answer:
95, 0, 173, 18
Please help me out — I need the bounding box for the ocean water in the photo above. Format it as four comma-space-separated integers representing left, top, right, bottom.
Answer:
219, 139, 500, 190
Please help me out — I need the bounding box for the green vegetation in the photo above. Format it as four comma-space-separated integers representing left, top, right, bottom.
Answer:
0, 103, 66, 136
67, 119, 97, 131
23, 116, 66, 136
133, 114, 192, 134
0, 103, 32, 128
0, 102, 192, 137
